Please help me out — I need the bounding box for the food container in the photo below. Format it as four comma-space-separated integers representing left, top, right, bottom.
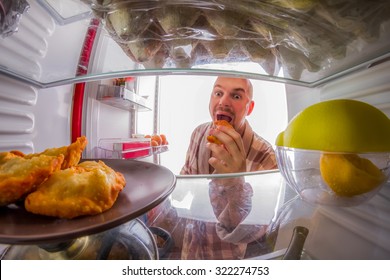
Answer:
98, 138, 151, 159
275, 147, 390, 206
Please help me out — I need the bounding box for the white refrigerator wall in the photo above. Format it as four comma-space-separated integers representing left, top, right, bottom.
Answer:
285, 59, 390, 119
0, 0, 89, 153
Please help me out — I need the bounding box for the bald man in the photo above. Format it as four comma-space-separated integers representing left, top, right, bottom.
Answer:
181, 76, 277, 174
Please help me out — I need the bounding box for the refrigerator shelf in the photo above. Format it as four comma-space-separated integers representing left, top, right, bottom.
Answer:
96, 85, 151, 112
96, 145, 169, 160
96, 137, 168, 159
36, 0, 92, 25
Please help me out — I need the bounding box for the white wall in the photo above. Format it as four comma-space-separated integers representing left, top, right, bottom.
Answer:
142, 75, 288, 174
284, 84, 321, 120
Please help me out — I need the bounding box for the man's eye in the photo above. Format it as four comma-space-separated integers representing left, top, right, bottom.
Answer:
215, 91, 222, 96
233, 94, 241, 100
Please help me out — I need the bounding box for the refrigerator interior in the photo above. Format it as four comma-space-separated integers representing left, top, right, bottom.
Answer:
83, 74, 288, 174
1, 0, 390, 259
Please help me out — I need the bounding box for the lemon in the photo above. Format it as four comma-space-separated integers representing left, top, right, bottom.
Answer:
276, 99, 390, 153
320, 153, 385, 197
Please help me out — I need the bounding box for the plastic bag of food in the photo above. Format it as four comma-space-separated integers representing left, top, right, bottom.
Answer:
81, 0, 390, 79
0, 0, 30, 37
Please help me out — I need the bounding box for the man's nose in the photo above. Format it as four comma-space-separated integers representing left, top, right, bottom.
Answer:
219, 94, 230, 106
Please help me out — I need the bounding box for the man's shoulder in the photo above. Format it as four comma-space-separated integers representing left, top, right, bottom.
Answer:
196, 121, 212, 129
188, 122, 213, 143
192, 122, 212, 133
252, 132, 275, 152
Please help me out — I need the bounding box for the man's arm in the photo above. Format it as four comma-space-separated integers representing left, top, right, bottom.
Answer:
209, 177, 268, 244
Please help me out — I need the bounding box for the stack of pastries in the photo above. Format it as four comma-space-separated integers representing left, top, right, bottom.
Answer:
0, 136, 126, 219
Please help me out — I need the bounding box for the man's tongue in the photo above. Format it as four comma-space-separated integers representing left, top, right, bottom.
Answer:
217, 114, 232, 123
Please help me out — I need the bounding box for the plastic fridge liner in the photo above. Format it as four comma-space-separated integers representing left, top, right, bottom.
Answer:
0, 0, 29, 37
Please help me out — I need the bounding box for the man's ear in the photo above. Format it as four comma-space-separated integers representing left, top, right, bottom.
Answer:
247, 100, 255, 116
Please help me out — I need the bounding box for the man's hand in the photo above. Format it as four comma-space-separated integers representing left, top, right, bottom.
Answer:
207, 124, 246, 174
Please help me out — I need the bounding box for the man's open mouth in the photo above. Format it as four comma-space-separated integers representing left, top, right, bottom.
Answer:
216, 114, 232, 123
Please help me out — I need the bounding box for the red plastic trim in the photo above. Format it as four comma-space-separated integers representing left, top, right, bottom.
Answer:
71, 18, 100, 143
71, 83, 85, 143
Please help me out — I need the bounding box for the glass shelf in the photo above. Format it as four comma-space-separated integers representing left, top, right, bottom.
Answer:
0, 1, 389, 88
96, 85, 151, 112
146, 171, 390, 259
36, 0, 92, 25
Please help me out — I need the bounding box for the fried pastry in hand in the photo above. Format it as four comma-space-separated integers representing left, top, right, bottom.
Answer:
0, 152, 64, 206
22, 136, 87, 169
207, 120, 234, 145
25, 160, 126, 219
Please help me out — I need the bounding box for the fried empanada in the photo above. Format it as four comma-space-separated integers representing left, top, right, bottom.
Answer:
22, 136, 87, 169
25, 160, 126, 219
207, 120, 234, 145
0, 152, 64, 206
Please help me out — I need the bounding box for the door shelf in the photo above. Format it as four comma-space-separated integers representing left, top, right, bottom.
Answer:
97, 85, 151, 112
96, 137, 168, 160
96, 145, 168, 160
